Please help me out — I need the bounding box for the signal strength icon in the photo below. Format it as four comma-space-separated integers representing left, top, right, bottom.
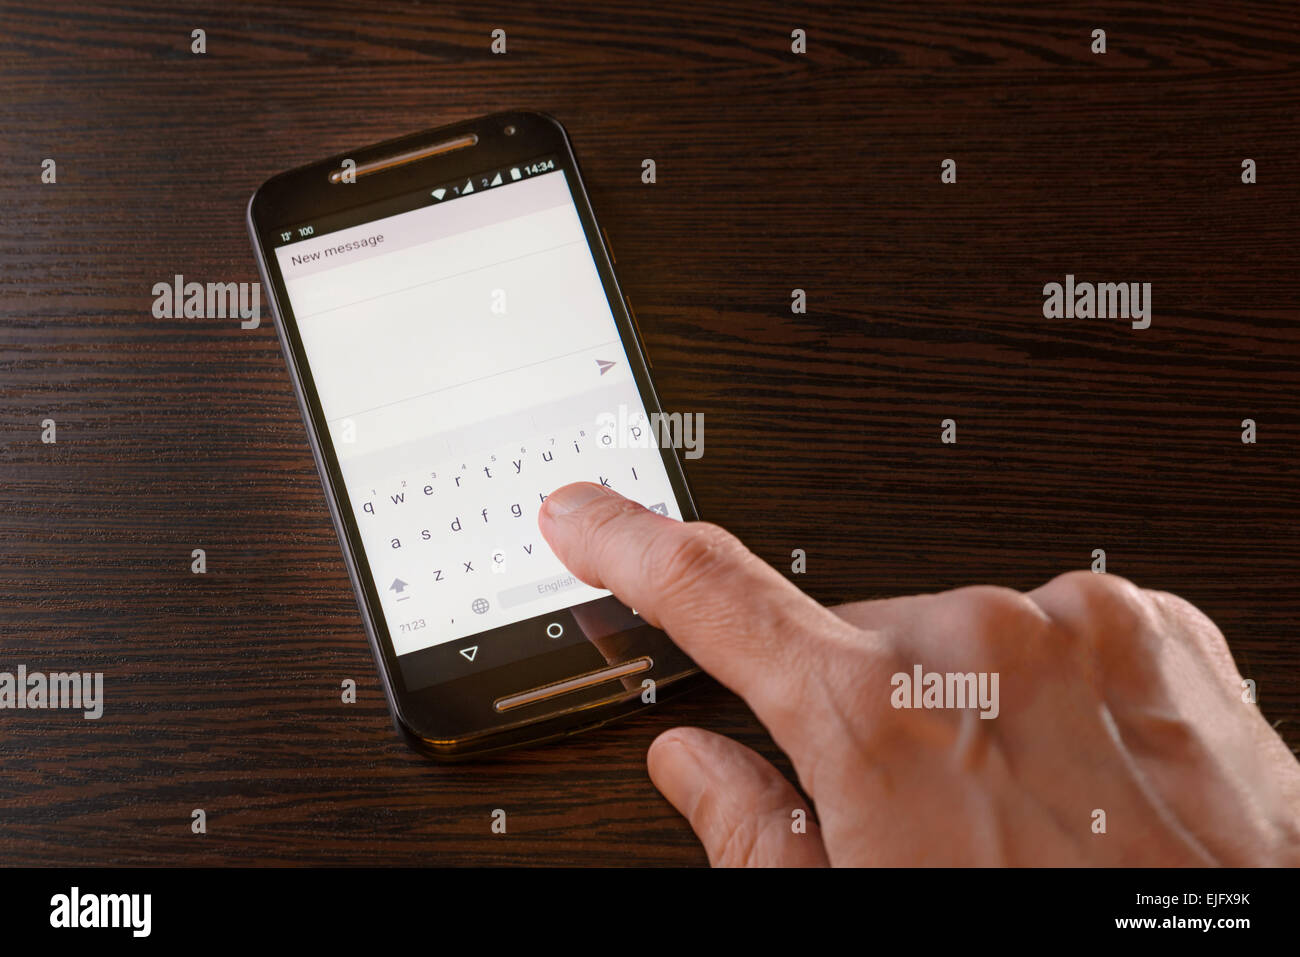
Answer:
431, 188, 447, 201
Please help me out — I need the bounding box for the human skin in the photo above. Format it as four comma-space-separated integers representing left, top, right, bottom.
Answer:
538, 482, 1300, 867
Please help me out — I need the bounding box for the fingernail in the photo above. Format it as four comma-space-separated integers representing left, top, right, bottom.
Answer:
543, 482, 610, 517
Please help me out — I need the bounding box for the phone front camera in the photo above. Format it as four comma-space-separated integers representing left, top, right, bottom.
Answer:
503, 125, 517, 136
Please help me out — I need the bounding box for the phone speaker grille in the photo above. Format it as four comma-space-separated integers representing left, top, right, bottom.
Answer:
328, 134, 478, 183
493, 657, 653, 712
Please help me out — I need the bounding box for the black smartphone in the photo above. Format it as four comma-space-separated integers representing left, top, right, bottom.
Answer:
246, 111, 702, 759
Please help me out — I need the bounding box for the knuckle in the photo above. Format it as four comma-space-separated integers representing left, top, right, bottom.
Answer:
711, 815, 762, 868
1146, 589, 1232, 655
584, 495, 650, 554
1146, 588, 1211, 627
645, 521, 747, 595
1039, 569, 1151, 629
944, 584, 1047, 642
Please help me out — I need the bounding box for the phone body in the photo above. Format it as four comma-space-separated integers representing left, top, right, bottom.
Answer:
246, 111, 703, 760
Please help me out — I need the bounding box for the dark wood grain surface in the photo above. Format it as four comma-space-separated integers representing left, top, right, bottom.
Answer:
1, 1, 1297, 865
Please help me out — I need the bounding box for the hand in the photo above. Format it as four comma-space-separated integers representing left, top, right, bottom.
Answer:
538, 483, 1300, 866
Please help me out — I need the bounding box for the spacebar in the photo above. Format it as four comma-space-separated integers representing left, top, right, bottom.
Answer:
497, 573, 585, 609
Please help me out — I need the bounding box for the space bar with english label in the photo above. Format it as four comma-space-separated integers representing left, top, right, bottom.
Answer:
498, 573, 595, 610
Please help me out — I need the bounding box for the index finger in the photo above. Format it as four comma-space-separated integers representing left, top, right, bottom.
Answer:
537, 482, 864, 734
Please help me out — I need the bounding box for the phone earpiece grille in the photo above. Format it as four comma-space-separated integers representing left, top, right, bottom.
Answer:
328, 134, 478, 183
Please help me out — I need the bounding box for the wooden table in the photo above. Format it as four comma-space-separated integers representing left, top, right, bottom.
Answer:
1, 1, 1296, 865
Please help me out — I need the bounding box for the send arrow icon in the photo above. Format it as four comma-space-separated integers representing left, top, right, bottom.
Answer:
459, 646, 478, 662
596, 359, 616, 375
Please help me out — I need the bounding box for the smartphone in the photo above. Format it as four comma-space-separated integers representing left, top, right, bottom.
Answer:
246, 112, 702, 759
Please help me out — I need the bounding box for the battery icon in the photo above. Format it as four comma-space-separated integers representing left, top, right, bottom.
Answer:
510, 167, 521, 181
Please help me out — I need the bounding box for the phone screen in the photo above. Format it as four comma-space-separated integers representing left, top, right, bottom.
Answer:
269, 156, 687, 691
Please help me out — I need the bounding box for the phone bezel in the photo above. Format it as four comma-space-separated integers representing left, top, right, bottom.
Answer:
246, 111, 704, 759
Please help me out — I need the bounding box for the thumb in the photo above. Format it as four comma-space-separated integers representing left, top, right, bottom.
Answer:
647, 727, 828, 867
